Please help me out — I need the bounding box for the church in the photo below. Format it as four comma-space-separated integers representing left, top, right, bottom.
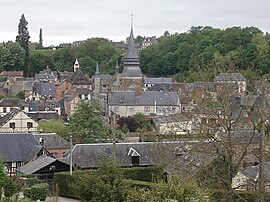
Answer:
92, 25, 180, 117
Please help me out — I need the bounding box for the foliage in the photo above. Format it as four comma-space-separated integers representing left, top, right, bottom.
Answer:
133, 113, 153, 132
3, 178, 20, 198
29, 51, 54, 76
68, 101, 109, 143
16, 91, 25, 99
16, 14, 30, 77
118, 116, 139, 132
30, 183, 49, 201
0, 161, 7, 198
0, 42, 25, 72
37, 119, 68, 138
23, 188, 31, 198
123, 166, 164, 182
124, 180, 154, 190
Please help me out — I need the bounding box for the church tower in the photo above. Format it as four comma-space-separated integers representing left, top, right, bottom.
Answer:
73, 59, 80, 72
121, 18, 143, 91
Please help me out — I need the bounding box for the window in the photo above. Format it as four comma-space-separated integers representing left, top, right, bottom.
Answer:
129, 108, 134, 112
132, 156, 140, 166
9, 122, 15, 129
27, 122, 33, 129
3, 107, 6, 113
144, 107, 150, 112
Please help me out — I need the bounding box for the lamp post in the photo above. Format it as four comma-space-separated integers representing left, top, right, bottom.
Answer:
70, 133, 73, 175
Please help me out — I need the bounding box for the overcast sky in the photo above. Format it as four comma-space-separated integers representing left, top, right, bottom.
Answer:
0, 0, 269, 46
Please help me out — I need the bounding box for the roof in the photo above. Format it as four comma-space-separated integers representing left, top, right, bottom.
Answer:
0, 98, 22, 107
215, 73, 246, 82
39, 83, 55, 97
241, 162, 270, 182
18, 156, 57, 174
27, 111, 62, 121
34, 133, 70, 149
192, 82, 216, 92
69, 70, 91, 85
0, 71, 23, 77
0, 133, 40, 162
69, 142, 185, 168
109, 91, 179, 106
0, 108, 21, 126
144, 78, 173, 85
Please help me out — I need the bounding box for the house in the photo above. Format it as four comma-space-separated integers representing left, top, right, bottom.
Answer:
143, 77, 174, 91
68, 142, 186, 169
108, 91, 181, 117
152, 114, 194, 135
69, 70, 92, 90
32, 82, 55, 100
63, 91, 80, 117
0, 108, 38, 132
55, 79, 73, 101
0, 98, 28, 117
140, 36, 157, 50
232, 162, 270, 192
17, 156, 70, 181
0, 133, 42, 175
34, 133, 70, 158
214, 73, 247, 94
0, 71, 24, 80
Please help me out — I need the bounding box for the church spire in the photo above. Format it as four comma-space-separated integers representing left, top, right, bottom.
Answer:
95, 62, 100, 75
73, 59, 79, 72
126, 15, 139, 59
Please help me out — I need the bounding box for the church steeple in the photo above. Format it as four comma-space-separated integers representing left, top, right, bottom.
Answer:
73, 59, 80, 72
122, 16, 142, 78
95, 62, 100, 75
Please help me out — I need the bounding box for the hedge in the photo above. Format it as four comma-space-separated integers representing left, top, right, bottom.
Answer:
123, 166, 164, 182
124, 179, 154, 190
30, 183, 49, 201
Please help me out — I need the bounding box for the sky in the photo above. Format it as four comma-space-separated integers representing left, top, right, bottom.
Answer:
0, 0, 269, 46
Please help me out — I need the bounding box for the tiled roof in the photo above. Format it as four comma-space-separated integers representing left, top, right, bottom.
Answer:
0, 133, 40, 162
0, 71, 23, 77
34, 133, 70, 149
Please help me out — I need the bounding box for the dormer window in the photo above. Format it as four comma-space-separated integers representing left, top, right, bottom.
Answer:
128, 147, 140, 166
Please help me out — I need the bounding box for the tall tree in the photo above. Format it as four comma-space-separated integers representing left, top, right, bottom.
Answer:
38, 28, 43, 49
16, 14, 30, 77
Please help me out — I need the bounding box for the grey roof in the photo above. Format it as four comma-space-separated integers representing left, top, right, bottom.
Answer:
23, 81, 34, 90
192, 82, 216, 92
69, 142, 184, 168
34, 133, 70, 149
109, 91, 179, 106
0, 133, 40, 162
69, 70, 91, 85
35, 74, 55, 80
122, 27, 142, 77
144, 78, 173, 85
39, 83, 55, 97
27, 111, 62, 121
92, 74, 113, 79
0, 108, 21, 127
215, 73, 246, 81
241, 162, 270, 182
18, 156, 57, 175
0, 98, 22, 107
29, 102, 39, 111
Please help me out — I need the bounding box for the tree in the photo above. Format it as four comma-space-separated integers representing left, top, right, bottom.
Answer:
68, 101, 109, 143
0, 161, 7, 199
37, 119, 68, 138
38, 28, 43, 49
16, 14, 30, 77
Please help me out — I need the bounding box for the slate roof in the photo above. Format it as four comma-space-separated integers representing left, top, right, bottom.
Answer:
18, 156, 57, 175
69, 142, 184, 168
0, 133, 40, 162
215, 73, 246, 81
34, 133, 70, 149
241, 162, 270, 182
0, 98, 26, 107
35, 74, 55, 81
39, 83, 55, 97
27, 111, 62, 121
192, 82, 216, 92
69, 70, 91, 85
0, 108, 21, 126
109, 91, 179, 106
144, 78, 173, 85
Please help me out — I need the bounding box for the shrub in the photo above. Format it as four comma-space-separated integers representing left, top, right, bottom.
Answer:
23, 188, 31, 198
3, 178, 20, 198
125, 179, 154, 190
30, 183, 49, 201
123, 166, 164, 182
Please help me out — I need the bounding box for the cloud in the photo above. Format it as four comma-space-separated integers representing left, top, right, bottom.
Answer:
0, 0, 269, 45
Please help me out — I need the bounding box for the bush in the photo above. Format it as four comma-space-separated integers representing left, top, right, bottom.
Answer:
23, 188, 31, 198
30, 183, 49, 201
123, 166, 164, 182
3, 178, 20, 197
125, 179, 154, 190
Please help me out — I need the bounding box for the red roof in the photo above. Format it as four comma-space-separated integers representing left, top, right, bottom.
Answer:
0, 71, 23, 77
